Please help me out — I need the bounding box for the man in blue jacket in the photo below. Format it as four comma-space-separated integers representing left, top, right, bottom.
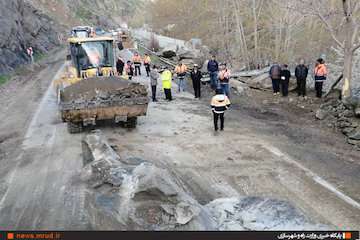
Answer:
207, 55, 219, 90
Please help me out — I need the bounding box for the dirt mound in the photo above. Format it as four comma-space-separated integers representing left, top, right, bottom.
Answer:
60, 76, 148, 110
61, 76, 143, 101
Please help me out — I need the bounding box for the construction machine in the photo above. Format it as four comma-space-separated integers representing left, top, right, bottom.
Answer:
116, 28, 135, 50
55, 35, 148, 133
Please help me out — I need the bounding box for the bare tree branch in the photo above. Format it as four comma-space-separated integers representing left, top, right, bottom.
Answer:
314, 4, 344, 48
352, 42, 360, 52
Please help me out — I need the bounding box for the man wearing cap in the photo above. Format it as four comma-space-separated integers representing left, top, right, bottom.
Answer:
190, 64, 202, 98
211, 88, 231, 131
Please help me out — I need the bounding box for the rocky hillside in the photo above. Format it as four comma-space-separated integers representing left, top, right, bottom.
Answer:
0, 0, 61, 73
30, 0, 139, 29
0, 0, 141, 74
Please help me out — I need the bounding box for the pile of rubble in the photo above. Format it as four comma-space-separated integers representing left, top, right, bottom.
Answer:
315, 98, 360, 149
60, 76, 148, 110
80, 130, 328, 230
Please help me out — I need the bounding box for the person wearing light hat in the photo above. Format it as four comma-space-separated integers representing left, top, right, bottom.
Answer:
190, 64, 202, 98
210, 88, 231, 131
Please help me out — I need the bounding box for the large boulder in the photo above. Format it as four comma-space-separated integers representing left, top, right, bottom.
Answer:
237, 72, 273, 89
177, 48, 202, 60
348, 129, 360, 140
129, 163, 213, 229
230, 79, 249, 96
177, 47, 206, 68
159, 45, 178, 58
355, 107, 360, 118
82, 130, 126, 187
83, 130, 216, 230
85, 161, 216, 230
206, 197, 328, 230
252, 73, 273, 89
347, 88, 360, 117
315, 109, 329, 120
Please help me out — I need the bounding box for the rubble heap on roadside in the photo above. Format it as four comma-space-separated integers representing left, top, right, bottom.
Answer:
315, 97, 360, 150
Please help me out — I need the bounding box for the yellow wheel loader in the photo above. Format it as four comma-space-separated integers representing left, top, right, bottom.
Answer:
55, 36, 148, 133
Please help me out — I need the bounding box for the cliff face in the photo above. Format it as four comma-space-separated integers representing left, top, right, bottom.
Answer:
0, 0, 60, 73
27, 0, 141, 29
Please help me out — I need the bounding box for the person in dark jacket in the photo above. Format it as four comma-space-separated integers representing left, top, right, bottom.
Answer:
191, 64, 202, 98
269, 63, 281, 95
295, 59, 309, 98
280, 64, 291, 97
207, 55, 219, 90
116, 57, 125, 76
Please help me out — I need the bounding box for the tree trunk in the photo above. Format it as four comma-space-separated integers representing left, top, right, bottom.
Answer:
342, 0, 354, 99
342, 49, 353, 99
252, 0, 258, 63
233, 0, 250, 69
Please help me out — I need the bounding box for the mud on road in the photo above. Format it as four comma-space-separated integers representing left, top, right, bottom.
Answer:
0, 59, 359, 230
0, 48, 90, 230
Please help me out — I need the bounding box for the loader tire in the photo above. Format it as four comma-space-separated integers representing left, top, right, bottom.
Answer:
67, 122, 83, 134
124, 117, 137, 128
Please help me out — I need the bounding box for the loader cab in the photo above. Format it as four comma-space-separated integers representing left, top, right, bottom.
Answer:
71, 26, 92, 38
68, 37, 115, 78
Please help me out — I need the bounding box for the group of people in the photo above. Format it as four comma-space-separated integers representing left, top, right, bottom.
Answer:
117, 52, 330, 133
115, 52, 152, 80
148, 61, 203, 102
152, 55, 231, 132
117, 52, 232, 132
208, 55, 231, 97
149, 55, 231, 132
269, 58, 328, 99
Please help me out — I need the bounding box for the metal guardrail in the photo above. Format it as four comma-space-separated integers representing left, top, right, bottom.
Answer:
136, 41, 177, 68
